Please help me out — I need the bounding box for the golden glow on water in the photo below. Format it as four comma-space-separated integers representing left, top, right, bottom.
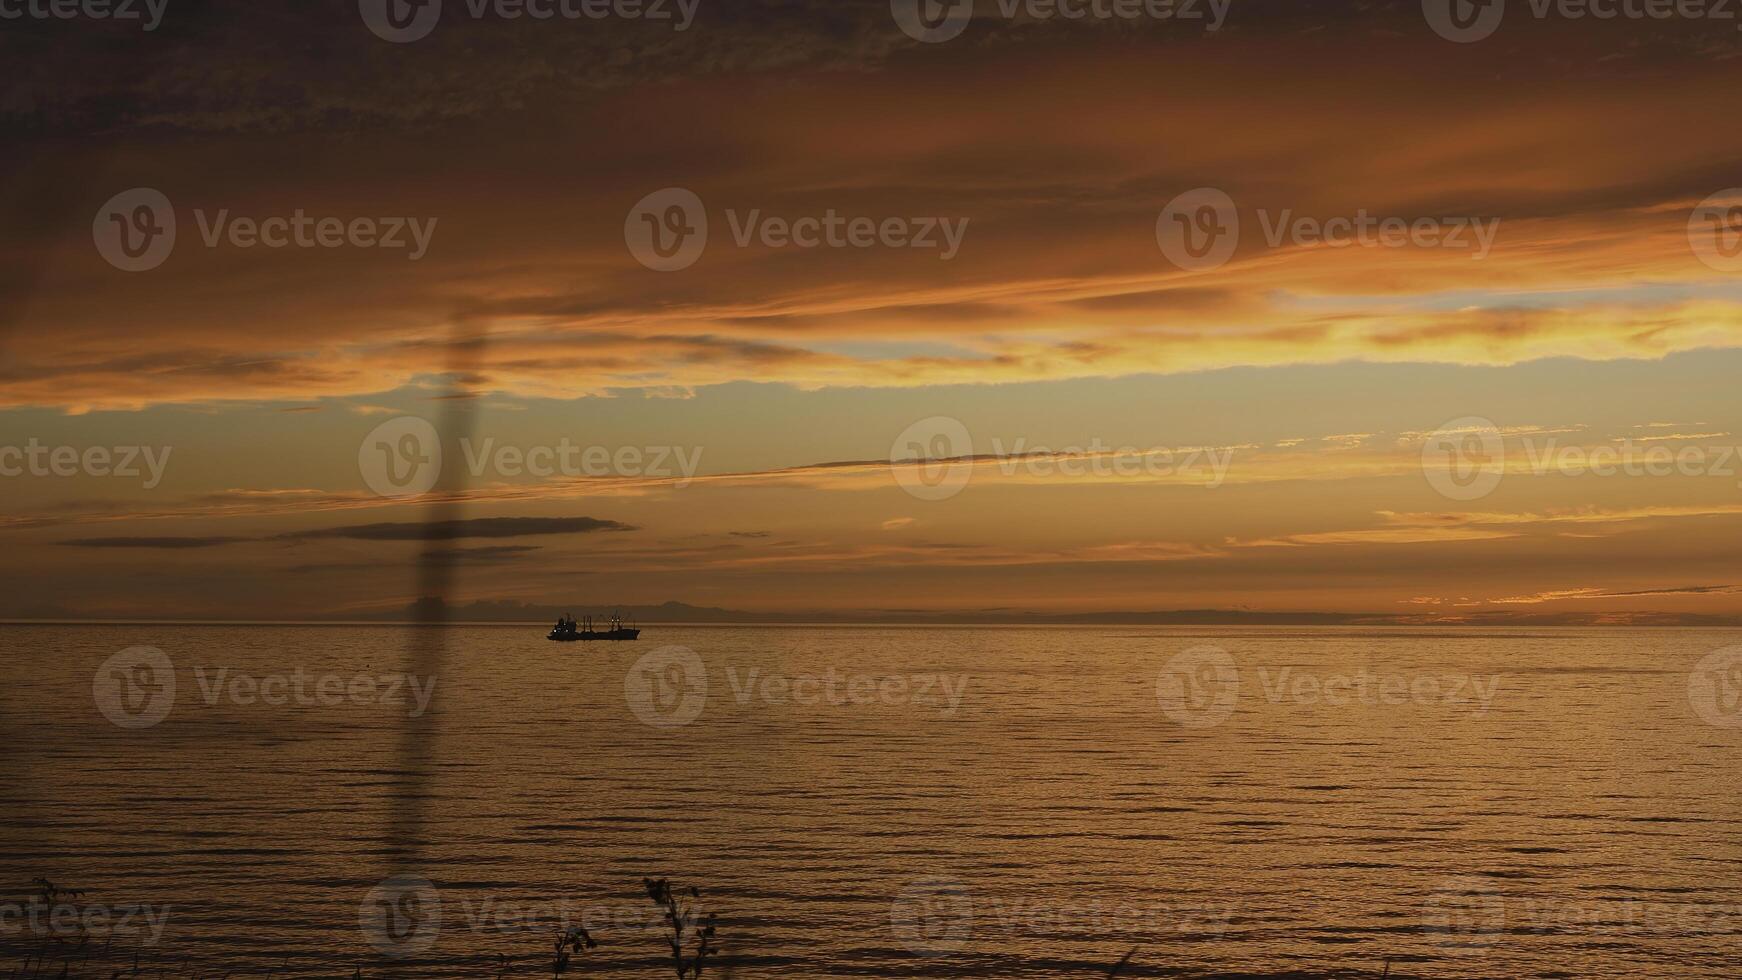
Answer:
5, 624, 1740, 977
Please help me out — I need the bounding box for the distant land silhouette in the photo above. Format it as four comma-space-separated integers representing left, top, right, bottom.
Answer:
351, 597, 1742, 628
9, 597, 1741, 626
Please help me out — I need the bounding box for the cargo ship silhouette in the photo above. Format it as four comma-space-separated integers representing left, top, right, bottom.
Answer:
547, 611, 640, 641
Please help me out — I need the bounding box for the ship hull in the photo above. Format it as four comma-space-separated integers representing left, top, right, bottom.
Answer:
548, 628, 640, 641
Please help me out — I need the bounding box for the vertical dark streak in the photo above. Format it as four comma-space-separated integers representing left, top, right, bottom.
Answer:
382, 323, 485, 969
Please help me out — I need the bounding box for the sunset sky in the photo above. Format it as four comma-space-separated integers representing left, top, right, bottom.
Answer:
5, 0, 1742, 621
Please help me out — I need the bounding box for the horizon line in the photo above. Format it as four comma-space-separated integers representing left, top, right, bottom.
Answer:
4, 617, 1740, 629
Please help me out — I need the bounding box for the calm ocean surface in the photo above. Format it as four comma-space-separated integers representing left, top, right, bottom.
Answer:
3, 624, 1741, 978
